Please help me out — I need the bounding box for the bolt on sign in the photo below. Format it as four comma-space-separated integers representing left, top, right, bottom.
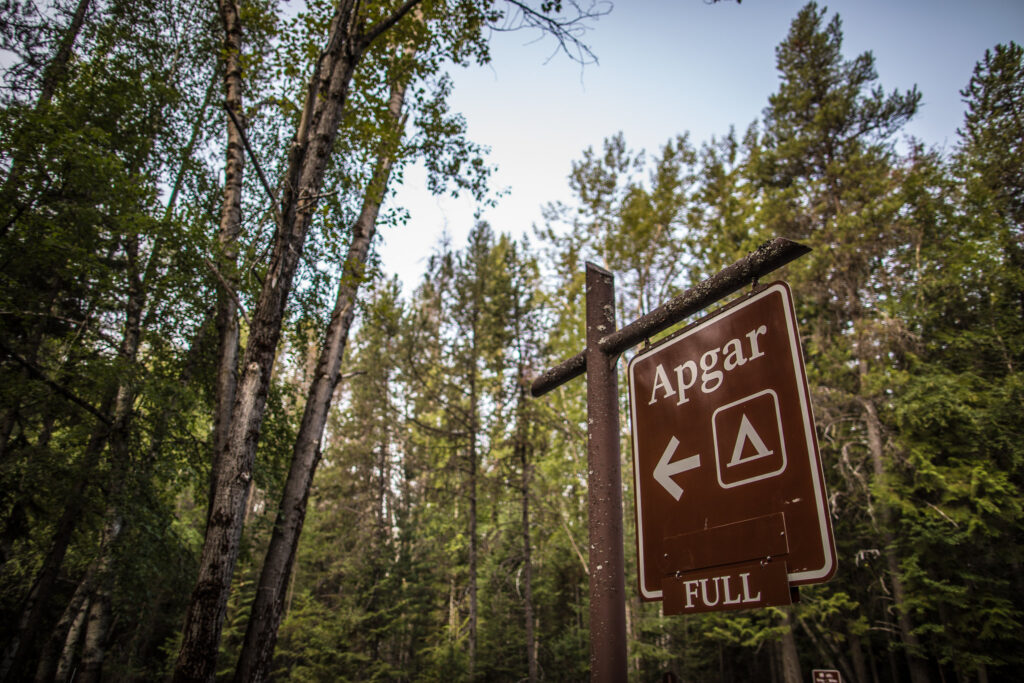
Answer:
627, 281, 836, 615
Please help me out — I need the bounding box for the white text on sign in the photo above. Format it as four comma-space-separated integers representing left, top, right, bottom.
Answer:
680, 572, 762, 609
661, 558, 792, 615
647, 325, 768, 405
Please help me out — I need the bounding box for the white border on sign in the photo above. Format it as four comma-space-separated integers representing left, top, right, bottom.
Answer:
627, 282, 834, 601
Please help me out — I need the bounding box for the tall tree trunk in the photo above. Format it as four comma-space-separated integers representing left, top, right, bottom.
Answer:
48, 231, 145, 675
0, 392, 112, 683
468, 420, 478, 681
208, 0, 245, 517
232, 59, 410, 682
847, 624, 869, 683
75, 586, 112, 683
173, 3, 362, 678
65, 502, 127, 683
36, 0, 93, 109
32, 569, 93, 683
780, 608, 802, 683
519, 425, 537, 683
54, 595, 89, 683
173, 3, 422, 678
2, 207, 154, 679
859, 393, 931, 683
20, 109, 211, 677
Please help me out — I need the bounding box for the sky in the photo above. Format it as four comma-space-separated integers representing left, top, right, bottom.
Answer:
378, 0, 1024, 289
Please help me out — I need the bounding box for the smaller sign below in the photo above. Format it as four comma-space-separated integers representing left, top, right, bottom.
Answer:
812, 670, 842, 683
661, 558, 791, 616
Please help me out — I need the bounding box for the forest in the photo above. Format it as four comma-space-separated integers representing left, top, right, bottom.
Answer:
0, 0, 1021, 681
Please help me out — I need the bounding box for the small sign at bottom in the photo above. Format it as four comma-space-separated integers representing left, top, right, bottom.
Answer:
661, 558, 791, 615
812, 670, 842, 683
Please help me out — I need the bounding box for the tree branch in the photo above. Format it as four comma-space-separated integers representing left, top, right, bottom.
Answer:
224, 103, 282, 229
493, 1, 611, 65
0, 338, 112, 427
360, 0, 424, 49
203, 258, 251, 326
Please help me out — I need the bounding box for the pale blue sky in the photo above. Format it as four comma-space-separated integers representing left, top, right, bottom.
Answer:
380, 0, 1024, 287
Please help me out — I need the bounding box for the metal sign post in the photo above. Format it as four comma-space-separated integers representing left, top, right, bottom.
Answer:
583, 263, 628, 680
531, 238, 812, 680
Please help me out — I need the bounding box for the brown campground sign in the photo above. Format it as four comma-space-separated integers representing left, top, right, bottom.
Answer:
627, 281, 835, 615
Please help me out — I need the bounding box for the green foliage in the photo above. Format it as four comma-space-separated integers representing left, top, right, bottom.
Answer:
3, 2, 1024, 681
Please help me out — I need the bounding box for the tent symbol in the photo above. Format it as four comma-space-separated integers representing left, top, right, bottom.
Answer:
727, 414, 775, 466
712, 389, 787, 488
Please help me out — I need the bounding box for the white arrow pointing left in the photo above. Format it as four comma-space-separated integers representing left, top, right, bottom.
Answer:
654, 436, 701, 501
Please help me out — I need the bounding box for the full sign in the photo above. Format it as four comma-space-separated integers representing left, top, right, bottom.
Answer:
627, 282, 835, 614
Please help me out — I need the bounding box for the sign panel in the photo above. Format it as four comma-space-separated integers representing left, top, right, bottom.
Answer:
628, 282, 835, 602
812, 670, 843, 683
661, 557, 791, 615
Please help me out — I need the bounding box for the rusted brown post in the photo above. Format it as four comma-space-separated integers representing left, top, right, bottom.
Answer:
584, 262, 628, 681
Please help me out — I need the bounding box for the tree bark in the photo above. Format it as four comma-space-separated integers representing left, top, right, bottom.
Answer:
232, 57, 411, 682
847, 624, 869, 683
173, 2, 422, 678
173, 3, 364, 678
519, 421, 537, 683
32, 569, 92, 683
859, 394, 931, 683
208, 0, 245, 519
54, 595, 88, 683
780, 608, 802, 683
0, 391, 112, 683
75, 585, 112, 683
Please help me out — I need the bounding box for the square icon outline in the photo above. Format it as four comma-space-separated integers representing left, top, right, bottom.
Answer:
712, 388, 788, 489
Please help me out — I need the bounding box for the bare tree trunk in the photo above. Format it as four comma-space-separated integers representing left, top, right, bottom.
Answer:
448, 575, 458, 641
75, 586, 112, 683
232, 58, 411, 682
208, 0, 245, 517
173, 2, 423, 678
173, 3, 362, 678
848, 624, 869, 683
780, 608, 802, 683
859, 394, 931, 683
519, 432, 537, 683
54, 595, 88, 683
0, 391, 112, 683
468, 423, 478, 681
32, 570, 92, 683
